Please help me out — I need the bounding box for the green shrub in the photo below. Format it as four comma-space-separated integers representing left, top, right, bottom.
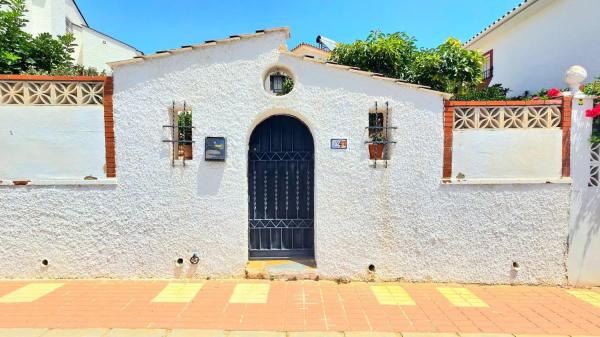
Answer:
452, 84, 510, 101
178, 111, 193, 142
330, 32, 483, 94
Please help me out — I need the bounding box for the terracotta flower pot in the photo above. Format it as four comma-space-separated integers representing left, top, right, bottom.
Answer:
179, 144, 193, 160
368, 143, 384, 160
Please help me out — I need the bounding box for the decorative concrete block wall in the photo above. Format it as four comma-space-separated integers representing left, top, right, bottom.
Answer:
0, 76, 115, 183
443, 99, 572, 183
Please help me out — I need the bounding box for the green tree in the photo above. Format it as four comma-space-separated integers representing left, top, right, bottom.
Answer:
0, 0, 82, 74
330, 31, 484, 94
25, 33, 75, 73
412, 38, 484, 94
330, 31, 418, 81
0, 0, 30, 73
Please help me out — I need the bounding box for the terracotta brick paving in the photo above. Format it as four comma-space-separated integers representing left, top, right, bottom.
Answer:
0, 280, 598, 334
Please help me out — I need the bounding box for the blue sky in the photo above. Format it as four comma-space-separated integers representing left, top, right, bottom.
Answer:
77, 0, 522, 54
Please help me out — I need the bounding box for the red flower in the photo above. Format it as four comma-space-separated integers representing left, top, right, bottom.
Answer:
586, 105, 600, 118
547, 88, 562, 98
585, 109, 595, 117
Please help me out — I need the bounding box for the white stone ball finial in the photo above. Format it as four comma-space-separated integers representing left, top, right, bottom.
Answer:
565, 65, 588, 93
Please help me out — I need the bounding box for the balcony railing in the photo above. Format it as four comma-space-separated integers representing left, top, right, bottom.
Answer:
482, 67, 494, 80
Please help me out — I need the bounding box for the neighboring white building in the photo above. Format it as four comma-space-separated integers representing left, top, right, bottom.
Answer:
22, 0, 141, 73
1, 27, 592, 285
464, 0, 600, 95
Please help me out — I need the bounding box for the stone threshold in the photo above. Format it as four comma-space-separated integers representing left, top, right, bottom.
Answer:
245, 259, 318, 280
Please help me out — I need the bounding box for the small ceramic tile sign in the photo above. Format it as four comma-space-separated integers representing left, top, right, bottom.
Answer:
205, 137, 226, 161
330, 139, 348, 150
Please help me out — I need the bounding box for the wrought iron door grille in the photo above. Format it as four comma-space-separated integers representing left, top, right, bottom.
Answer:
248, 116, 314, 259
249, 151, 312, 161
249, 219, 314, 229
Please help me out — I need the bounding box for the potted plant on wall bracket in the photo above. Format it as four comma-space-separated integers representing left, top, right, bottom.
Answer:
178, 110, 193, 160
368, 132, 386, 160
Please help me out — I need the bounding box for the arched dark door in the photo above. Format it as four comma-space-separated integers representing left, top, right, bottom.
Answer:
248, 115, 314, 259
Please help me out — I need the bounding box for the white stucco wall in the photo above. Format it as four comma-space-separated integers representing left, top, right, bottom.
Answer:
0, 32, 571, 284
22, 0, 140, 73
23, 0, 67, 37
65, 0, 86, 26
567, 95, 600, 285
569, 189, 600, 285
467, 0, 600, 95
452, 129, 563, 181
0, 105, 106, 181
71, 25, 141, 73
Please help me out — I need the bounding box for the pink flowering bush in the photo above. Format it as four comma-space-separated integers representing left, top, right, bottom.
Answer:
583, 76, 600, 143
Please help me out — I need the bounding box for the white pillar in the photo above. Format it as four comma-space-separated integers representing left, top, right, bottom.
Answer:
570, 93, 594, 190
566, 65, 600, 285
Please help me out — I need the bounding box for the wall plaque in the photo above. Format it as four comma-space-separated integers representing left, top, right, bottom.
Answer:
330, 139, 348, 149
205, 137, 226, 161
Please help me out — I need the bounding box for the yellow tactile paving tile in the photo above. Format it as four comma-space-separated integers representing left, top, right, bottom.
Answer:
229, 283, 270, 303
371, 285, 416, 305
0, 283, 63, 303
567, 289, 600, 307
437, 286, 489, 307
151, 283, 204, 303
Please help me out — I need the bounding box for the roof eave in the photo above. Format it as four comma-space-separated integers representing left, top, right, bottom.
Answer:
71, 0, 89, 27
108, 27, 290, 69
280, 52, 452, 99
75, 24, 142, 55
463, 0, 541, 49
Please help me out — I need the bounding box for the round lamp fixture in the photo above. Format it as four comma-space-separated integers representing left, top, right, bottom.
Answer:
565, 65, 588, 89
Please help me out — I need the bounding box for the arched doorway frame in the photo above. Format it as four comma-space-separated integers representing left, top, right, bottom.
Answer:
246, 109, 317, 260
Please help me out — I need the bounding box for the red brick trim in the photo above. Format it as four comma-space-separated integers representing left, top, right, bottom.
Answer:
561, 96, 572, 178
443, 101, 454, 180
446, 99, 563, 107
0, 75, 107, 82
103, 77, 116, 178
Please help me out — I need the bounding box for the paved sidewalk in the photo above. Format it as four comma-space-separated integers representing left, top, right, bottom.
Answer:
0, 330, 597, 337
0, 280, 598, 335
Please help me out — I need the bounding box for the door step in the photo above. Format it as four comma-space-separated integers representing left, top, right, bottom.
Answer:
246, 259, 318, 280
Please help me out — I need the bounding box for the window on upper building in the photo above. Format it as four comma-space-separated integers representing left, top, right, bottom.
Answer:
482, 50, 493, 81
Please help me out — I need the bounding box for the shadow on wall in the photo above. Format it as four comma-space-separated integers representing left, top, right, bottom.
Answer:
569, 188, 600, 280
438, 183, 570, 283
197, 161, 225, 196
